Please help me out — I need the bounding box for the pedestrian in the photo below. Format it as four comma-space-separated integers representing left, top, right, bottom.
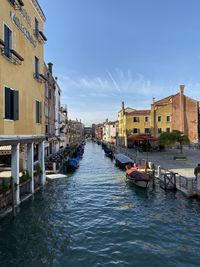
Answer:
194, 164, 200, 180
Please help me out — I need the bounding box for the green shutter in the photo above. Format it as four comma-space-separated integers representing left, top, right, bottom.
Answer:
39, 102, 42, 123
13, 90, 19, 121
5, 87, 11, 119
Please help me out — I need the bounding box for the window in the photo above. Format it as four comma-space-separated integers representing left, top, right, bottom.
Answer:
166, 116, 170, 122
34, 17, 39, 36
166, 128, 170, 133
36, 100, 42, 123
4, 24, 12, 59
133, 128, 138, 133
158, 116, 162, 122
45, 84, 48, 98
4, 87, 19, 120
145, 128, 151, 134
133, 117, 140, 122
158, 128, 162, 134
9, 0, 15, 6
144, 116, 149, 122
45, 124, 49, 134
45, 105, 48, 117
34, 56, 39, 79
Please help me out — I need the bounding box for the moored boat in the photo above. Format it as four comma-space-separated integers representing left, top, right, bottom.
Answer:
103, 146, 114, 158
65, 155, 80, 170
126, 166, 152, 189
115, 154, 134, 168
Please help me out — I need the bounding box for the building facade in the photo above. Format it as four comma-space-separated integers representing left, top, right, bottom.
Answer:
0, 0, 47, 204
103, 120, 117, 144
118, 85, 199, 147
44, 62, 56, 156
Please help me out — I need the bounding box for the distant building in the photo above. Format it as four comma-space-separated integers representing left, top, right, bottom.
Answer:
44, 62, 56, 156
95, 124, 103, 140
103, 120, 117, 144
84, 127, 92, 138
68, 120, 84, 144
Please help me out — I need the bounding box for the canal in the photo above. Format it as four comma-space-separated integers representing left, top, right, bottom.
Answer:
0, 142, 200, 267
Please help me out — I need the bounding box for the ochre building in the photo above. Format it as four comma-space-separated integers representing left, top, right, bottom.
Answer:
0, 0, 47, 206
118, 85, 199, 147
0, 0, 46, 136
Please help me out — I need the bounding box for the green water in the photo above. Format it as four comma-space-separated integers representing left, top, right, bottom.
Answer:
0, 142, 200, 267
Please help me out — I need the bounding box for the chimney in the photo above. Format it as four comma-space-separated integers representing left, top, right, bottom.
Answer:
180, 84, 185, 133
106, 118, 108, 123
180, 84, 185, 95
122, 101, 125, 115
48, 62, 53, 74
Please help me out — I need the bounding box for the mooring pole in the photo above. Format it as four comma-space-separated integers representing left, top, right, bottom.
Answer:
11, 177, 16, 218
152, 163, 155, 188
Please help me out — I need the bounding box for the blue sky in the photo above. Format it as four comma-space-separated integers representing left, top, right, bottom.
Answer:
40, 0, 200, 126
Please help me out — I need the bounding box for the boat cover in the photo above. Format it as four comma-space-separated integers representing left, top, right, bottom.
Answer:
115, 154, 134, 164
127, 170, 150, 181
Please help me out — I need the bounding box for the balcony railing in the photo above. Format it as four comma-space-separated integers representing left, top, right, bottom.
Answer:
8, 0, 24, 9
33, 73, 47, 83
0, 41, 24, 65
34, 30, 47, 44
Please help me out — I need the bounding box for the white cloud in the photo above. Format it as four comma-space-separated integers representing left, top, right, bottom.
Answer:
57, 69, 200, 125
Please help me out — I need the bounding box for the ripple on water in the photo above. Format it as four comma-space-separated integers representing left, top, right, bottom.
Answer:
0, 142, 200, 267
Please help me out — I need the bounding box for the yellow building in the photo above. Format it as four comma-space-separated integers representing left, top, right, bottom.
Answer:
118, 85, 199, 147
0, 0, 47, 205
118, 102, 151, 147
0, 0, 46, 135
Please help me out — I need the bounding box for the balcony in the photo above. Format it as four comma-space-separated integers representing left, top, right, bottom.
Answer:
8, 0, 24, 9
33, 73, 47, 83
0, 40, 24, 65
34, 30, 47, 44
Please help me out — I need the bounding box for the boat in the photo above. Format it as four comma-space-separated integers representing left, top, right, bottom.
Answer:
103, 146, 114, 158
115, 154, 134, 168
65, 155, 80, 170
125, 165, 152, 188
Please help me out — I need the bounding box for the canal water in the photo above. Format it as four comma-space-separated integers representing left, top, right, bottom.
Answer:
0, 142, 200, 267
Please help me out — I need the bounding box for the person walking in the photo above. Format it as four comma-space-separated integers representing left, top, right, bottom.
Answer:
194, 164, 200, 180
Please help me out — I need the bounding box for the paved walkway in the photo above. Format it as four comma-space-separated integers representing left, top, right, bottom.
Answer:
137, 147, 200, 178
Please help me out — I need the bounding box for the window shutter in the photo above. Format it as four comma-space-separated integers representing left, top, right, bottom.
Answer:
36, 101, 39, 123
39, 102, 42, 123
5, 87, 11, 119
13, 90, 19, 120
4, 25, 12, 58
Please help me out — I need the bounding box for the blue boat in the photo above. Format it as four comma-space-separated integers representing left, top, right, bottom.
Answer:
115, 154, 134, 168
66, 155, 80, 170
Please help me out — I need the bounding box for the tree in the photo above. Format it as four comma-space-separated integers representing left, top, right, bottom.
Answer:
158, 130, 190, 153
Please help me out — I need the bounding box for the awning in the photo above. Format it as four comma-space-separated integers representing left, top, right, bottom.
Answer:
127, 135, 158, 142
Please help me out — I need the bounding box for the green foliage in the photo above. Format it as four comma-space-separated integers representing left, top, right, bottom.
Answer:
20, 170, 30, 183
36, 164, 42, 176
158, 130, 190, 153
0, 178, 11, 192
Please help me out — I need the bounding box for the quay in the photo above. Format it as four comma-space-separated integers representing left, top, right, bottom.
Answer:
100, 140, 200, 198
